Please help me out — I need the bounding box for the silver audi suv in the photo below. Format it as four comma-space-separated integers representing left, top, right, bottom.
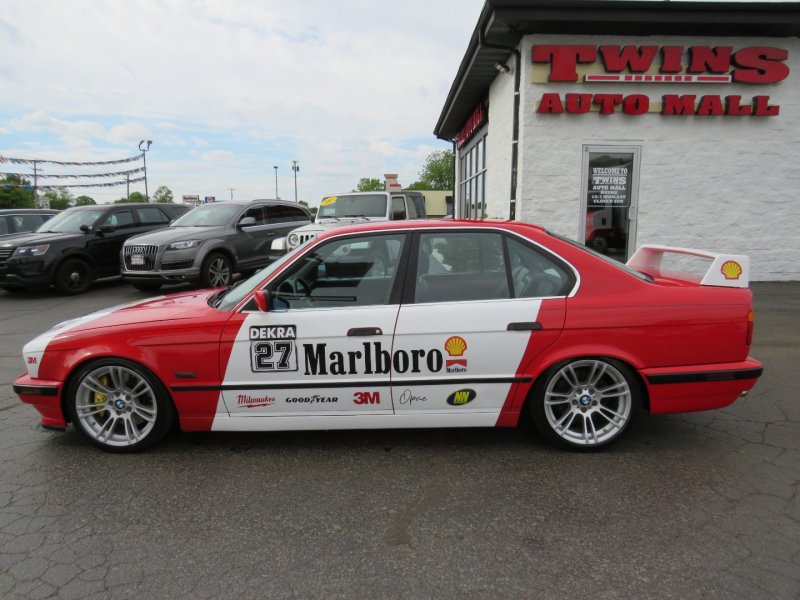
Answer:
120, 199, 311, 291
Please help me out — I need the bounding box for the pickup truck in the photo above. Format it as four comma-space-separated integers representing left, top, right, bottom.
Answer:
286, 179, 426, 252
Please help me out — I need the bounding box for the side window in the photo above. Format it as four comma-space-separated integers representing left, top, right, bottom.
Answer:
272, 234, 406, 310
415, 232, 509, 303
241, 206, 266, 226
506, 237, 573, 298
283, 206, 310, 222
405, 197, 419, 219
101, 210, 134, 229
134, 207, 170, 225
391, 196, 406, 220
265, 205, 303, 223
13, 214, 46, 232
0, 217, 9, 235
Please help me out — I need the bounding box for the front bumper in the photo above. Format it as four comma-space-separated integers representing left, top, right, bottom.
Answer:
642, 357, 763, 415
121, 245, 202, 284
13, 374, 66, 429
0, 258, 54, 290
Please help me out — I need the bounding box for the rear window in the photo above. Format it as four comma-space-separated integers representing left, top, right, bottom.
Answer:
549, 231, 652, 282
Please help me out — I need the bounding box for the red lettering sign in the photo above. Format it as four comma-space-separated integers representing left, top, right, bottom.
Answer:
455, 103, 486, 147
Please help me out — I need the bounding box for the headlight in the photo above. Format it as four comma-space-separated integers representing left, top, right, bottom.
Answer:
287, 233, 299, 247
167, 240, 201, 250
13, 245, 50, 257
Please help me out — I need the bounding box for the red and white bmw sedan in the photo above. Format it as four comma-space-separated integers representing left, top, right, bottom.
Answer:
13, 220, 762, 452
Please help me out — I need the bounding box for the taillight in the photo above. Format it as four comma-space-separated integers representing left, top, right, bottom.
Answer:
746, 309, 754, 346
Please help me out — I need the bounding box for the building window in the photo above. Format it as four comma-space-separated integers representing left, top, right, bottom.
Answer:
458, 129, 487, 219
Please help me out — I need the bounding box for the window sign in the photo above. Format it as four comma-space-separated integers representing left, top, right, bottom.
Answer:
587, 153, 633, 208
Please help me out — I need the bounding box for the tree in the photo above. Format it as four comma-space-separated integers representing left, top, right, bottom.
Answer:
299, 200, 317, 218
115, 191, 147, 203
0, 175, 35, 209
153, 185, 174, 203
409, 149, 454, 190
354, 177, 383, 192
43, 188, 74, 210
75, 195, 96, 206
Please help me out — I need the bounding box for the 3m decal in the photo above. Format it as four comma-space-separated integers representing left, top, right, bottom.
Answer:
444, 336, 468, 373
26, 356, 37, 365
353, 391, 380, 405
237, 394, 275, 408
447, 389, 477, 406
250, 326, 298, 372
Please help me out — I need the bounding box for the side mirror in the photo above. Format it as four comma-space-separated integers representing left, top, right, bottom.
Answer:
254, 289, 270, 312
98, 224, 115, 233
238, 216, 257, 228
80, 224, 92, 233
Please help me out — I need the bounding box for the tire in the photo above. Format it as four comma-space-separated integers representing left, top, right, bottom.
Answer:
131, 282, 163, 292
530, 358, 639, 451
54, 258, 94, 295
199, 252, 233, 288
65, 358, 175, 453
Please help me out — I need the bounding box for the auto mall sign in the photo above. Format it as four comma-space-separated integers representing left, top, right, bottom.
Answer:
531, 45, 790, 116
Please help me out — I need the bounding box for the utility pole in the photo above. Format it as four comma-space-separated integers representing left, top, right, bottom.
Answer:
32, 160, 39, 207
228, 188, 235, 201
273, 165, 279, 198
139, 140, 152, 201
126, 172, 131, 200
291, 160, 299, 202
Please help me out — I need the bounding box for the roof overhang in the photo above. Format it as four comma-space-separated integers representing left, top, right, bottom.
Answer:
434, 0, 800, 140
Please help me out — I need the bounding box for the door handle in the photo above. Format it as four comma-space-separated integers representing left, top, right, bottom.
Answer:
347, 327, 383, 336
507, 322, 542, 331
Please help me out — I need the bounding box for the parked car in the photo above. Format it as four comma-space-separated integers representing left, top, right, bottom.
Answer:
0, 208, 59, 238
0, 203, 189, 294
120, 199, 311, 291
13, 220, 761, 452
285, 190, 426, 251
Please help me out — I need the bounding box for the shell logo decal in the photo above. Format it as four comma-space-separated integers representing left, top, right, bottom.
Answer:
444, 336, 467, 356
721, 260, 743, 280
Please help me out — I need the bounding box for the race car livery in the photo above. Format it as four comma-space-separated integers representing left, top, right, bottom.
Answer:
13, 220, 762, 452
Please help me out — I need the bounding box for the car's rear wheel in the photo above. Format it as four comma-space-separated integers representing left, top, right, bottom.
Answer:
65, 358, 175, 453
54, 258, 94, 295
530, 358, 638, 450
199, 253, 232, 288
131, 282, 163, 292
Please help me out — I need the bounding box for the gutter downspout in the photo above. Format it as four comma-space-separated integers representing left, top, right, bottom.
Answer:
478, 29, 521, 221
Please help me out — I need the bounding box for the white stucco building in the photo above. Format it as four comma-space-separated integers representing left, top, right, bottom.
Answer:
435, 1, 800, 280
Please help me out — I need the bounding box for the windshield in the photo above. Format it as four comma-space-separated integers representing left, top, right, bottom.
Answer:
317, 194, 388, 219
37, 208, 105, 233
214, 250, 298, 311
170, 203, 241, 227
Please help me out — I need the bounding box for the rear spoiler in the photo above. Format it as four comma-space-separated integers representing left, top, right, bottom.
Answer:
626, 245, 750, 288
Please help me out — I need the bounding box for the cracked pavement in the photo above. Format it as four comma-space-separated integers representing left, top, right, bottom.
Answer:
0, 280, 798, 599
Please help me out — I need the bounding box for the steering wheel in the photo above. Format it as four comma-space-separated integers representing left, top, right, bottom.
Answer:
296, 279, 312, 296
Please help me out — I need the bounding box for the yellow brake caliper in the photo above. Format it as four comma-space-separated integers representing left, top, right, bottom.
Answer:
93, 375, 109, 419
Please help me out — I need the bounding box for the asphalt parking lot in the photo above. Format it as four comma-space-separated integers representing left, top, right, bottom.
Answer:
0, 279, 798, 599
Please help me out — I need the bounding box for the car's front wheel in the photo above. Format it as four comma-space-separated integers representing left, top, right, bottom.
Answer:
54, 258, 94, 295
65, 358, 175, 453
199, 252, 232, 288
530, 358, 639, 450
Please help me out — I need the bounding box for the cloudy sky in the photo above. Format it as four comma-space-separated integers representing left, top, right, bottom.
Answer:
0, 0, 485, 205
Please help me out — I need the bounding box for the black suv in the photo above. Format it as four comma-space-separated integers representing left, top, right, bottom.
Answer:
0, 209, 59, 239
120, 199, 311, 291
0, 203, 189, 294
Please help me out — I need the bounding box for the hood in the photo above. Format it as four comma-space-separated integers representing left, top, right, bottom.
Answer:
0, 231, 84, 248
22, 290, 222, 378
125, 226, 224, 246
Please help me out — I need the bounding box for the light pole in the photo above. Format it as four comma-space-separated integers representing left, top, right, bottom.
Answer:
273, 165, 279, 198
139, 140, 152, 201
291, 160, 299, 202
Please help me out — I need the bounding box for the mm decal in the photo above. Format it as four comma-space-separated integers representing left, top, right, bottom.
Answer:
447, 389, 477, 406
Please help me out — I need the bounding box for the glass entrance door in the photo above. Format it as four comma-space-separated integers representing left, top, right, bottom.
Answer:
580, 146, 641, 262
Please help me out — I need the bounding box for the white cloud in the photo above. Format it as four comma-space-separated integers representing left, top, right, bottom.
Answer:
0, 1, 482, 203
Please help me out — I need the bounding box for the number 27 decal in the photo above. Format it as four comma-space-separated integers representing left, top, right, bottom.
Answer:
250, 341, 297, 372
